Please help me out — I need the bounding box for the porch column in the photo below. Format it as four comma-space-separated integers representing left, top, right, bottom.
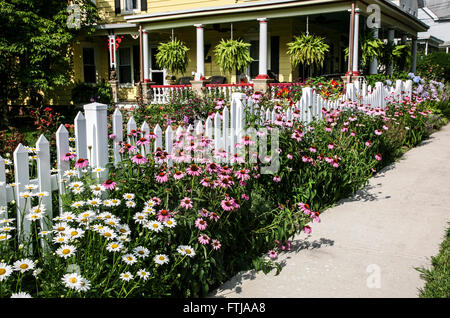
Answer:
345, 3, 355, 78
257, 17, 268, 79
194, 24, 205, 80
425, 41, 429, 56
108, 34, 118, 103
352, 8, 360, 76
411, 37, 418, 73
369, 28, 379, 74
143, 30, 150, 81
387, 29, 395, 75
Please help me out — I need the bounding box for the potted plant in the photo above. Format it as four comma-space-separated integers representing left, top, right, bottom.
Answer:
287, 34, 330, 78
156, 38, 190, 77
214, 39, 253, 83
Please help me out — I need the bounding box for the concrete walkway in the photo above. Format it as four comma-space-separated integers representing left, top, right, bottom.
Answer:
211, 124, 450, 298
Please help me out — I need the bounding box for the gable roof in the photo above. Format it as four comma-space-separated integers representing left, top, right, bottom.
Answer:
421, 0, 450, 20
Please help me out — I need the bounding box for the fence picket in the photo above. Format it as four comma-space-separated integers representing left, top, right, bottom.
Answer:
56, 124, 70, 214
0, 156, 6, 215
36, 135, 52, 251
112, 107, 123, 167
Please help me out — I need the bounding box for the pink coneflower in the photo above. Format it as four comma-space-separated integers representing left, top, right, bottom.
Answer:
180, 197, 193, 210
173, 170, 185, 180
273, 175, 281, 182
291, 130, 303, 142
325, 126, 332, 132
328, 143, 334, 150
303, 225, 312, 234
199, 208, 209, 217
198, 233, 210, 245
242, 135, 255, 146
211, 239, 221, 250
375, 129, 383, 135
102, 179, 117, 190
146, 132, 157, 140
128, 129, 138, 137
312, 211, 321, 223
350, 131, 356, 137
155, 171, 169, 183
195, 218, 208, 230
186, 164, 202, 176
132, 154, 147, 164
221, 198, 235, 211
62, 152, 76, 161
206, 163, 220, 174
136, 137, 150, 146
74, 158, 89, 169
108, 133, 116, 139
209, 212, 220, 222
151, 197, 162, 205
200, 177, 211, 187
365, 140, 372, 147
287, 154, 293, 160
218, 176, 234, 189
231, 153, 245, 164
268, 250, 278, 259
156, 209, 170, 222
233, 169, 249, 182
375, 153, 382, 161
120, 143, 137, 153
241, 194, 249, 201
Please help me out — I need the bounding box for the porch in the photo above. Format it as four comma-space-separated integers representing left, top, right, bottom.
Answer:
74, 0, 428, 104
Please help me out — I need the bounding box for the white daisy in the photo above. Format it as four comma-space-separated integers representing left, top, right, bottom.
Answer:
0, 233, 11, 241
4, 159, 12, 165
106, 241, 123, 253
0, 226, 15, 232
19, 192, 33, 199
90, 184, 105, 196
177, 245, 195, 258
99, 227, 117, 240
117, 225, 131, 236
79, 277, 91, 292
133, 212, 147, 225
65, 228, 84, 239
99, 212, 113, 219
87, 198, 102, 207
68, 137, 76, 142
133, 246, 150, 259
136, 269, 150, 281
110, 198, 121, 206
103, 200, 112, 207
164, 218, 177, 228
11, 292, 32, 298
104, 218, 119, 227
13, 258, 35, 273
53, 235, 69, 244
146, 200, 156, 207
34, 191, 49, 198
144, 220, 163, 233
38, 230, 51, 237
154, 254, 169, 265
53, 222, 69, 234
63, 170, 77, 178
93, 167, 105, 173
118, 235, 131, 243
30, 205, 46, 214
142, 206, 155, 215
61, 212, 76, 221
122, 254, 137, 265
56, 244, 76, 259
123, 193, 135, 201
125, 200, 136, 208
26, 212, 44, 222
62, 273, 83, 291
72, 187, 85, 195
0, 263, 13, 281
24, 184, 38, 191
71, 201, 85, 209
119, 272, 133, 282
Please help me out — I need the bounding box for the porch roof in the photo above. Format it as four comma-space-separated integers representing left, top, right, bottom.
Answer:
122, 0, 428, 35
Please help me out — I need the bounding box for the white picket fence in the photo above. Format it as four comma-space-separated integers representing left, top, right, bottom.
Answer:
0, 79, 413, 250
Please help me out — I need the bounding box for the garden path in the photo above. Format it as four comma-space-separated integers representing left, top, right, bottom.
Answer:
210, 123, 450, 298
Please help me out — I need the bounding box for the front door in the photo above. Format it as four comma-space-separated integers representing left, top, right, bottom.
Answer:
150, 46, 166, 85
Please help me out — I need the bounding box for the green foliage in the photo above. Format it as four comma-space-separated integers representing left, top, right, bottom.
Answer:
155, 39, 190, 75
71, 81, 113, 105
214, 39, 253, 75
365, 71, 411, 87
417, 51, 450, 83
287, 34, 330, 68
0, 0, 99, 127
417, 225, 450, 298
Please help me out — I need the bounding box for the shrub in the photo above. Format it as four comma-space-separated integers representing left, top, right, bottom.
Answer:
417, 52, 450, 83
71, 80, 113, 105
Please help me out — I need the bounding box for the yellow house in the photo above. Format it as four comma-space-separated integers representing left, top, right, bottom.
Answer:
70, 0, 428, 104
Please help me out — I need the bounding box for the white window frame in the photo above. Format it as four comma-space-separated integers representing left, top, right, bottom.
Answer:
117, 46, 135, 87
121, 0, 140, 15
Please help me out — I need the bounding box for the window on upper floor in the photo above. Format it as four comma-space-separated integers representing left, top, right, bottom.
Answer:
122, 0, 139, 14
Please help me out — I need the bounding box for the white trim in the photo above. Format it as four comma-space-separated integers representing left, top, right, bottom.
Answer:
121, 0, 141, 15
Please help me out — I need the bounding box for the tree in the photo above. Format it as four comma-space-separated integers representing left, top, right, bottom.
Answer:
0, 0, 98, 128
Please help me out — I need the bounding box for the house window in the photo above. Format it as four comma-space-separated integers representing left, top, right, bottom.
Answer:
83, 48, 96, 83
122, 0, 139, 13
249, 40, 259, 79
119, 47, 132, 84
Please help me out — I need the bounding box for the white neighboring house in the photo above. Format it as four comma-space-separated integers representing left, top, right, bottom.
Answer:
417, 0, 450, 53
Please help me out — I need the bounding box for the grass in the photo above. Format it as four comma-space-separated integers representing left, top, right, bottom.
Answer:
417, 224, 450, 298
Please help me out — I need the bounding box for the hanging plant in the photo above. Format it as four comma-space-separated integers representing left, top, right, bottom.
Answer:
155, 38, 190, 75
213, 39, 253, 75
286, 34, 330, 69
344, 30, 384, 68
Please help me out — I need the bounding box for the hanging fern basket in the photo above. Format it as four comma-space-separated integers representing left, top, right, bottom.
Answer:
214, 39, 253, 80
287, 34, 330, 69
155, 38, 190, 75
